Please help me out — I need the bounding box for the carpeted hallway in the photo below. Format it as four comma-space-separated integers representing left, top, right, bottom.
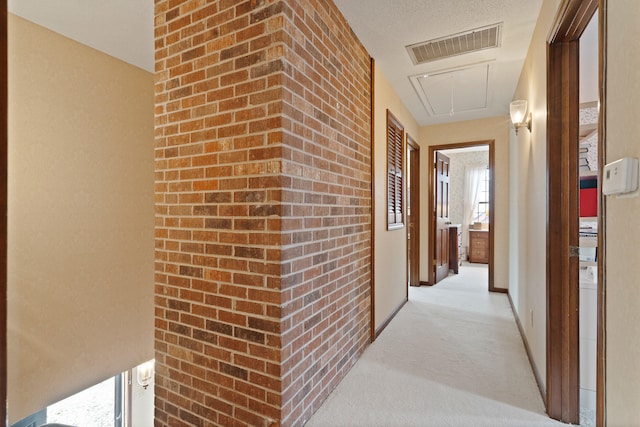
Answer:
305, 263, 570, 426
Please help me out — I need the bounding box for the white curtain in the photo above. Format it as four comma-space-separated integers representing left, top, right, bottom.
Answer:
462, 164, 485, 257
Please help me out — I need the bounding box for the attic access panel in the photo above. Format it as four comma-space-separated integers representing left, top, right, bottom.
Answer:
410, 63, 492, 118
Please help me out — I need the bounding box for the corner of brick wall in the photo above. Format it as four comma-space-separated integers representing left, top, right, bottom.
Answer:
277, 1, 372, 425
154, 0, 289, 425
154, 0, 371, 425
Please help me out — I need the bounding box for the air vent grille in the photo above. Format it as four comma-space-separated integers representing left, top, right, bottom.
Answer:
407, 23, 502, 65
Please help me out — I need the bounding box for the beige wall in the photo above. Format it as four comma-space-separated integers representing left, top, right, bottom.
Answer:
509, 0, 561, 390
419, 116, 510, 289
373, 64, 510, 330
507, 0, 640, 419
604, 1, 640, 424
373, 64, 419, 331
8, 15, 155, 422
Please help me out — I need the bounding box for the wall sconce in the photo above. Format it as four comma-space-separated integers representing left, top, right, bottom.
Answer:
510, 100, 532, 135
136, 359, 155, 389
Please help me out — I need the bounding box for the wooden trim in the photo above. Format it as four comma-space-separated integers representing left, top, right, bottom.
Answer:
374, 298, 407, 339
546, 37, 580, 425
596, 1, 606, 425
491, 287, 507, 294
509, 292, 546, 400
427, 140, 495, 291
407, 135, 420, 289
486, 141, 497, 293
0, 2, 7, 424
548, 0, 598, 42
427, 146, 434, 285
546, 0, 598, 423
419, 280, 431, 287
508, 292, 546, 403
370, 57, 376, 343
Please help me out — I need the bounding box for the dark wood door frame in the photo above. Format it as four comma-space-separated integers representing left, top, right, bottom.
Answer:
546, 0, 603, 424
407, 135, 420, 289
427, 140, 495, 291
595, 7, 606, 427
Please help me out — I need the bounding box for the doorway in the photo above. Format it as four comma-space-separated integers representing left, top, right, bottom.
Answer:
546, 0, 603, 425
427, 140, 495, 290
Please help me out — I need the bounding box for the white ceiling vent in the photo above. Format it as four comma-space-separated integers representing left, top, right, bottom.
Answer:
406, 23, 503, 65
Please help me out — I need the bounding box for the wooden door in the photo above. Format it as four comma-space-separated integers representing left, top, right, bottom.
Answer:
407, 137, 420, 287
547, 1, 599, 424
434, 151, 451, 284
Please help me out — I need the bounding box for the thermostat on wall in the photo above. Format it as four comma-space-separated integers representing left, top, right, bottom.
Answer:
602, 157, 639, 195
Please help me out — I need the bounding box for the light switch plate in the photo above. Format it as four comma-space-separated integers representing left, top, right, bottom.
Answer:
602, 157, 638, 195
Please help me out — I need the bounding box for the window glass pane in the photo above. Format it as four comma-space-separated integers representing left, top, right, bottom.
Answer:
47, 376, 115, 426
473, 168, 490, 222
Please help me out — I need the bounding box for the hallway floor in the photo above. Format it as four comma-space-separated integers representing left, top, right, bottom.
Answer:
305, 263, 570, 426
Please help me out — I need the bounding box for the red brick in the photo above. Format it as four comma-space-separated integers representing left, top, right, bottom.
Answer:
155, 1, 371, 426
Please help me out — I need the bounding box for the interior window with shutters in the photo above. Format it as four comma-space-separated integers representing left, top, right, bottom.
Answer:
387, 110, 404, 229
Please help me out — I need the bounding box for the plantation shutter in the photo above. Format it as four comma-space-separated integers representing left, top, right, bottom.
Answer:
387, 111, 404, 229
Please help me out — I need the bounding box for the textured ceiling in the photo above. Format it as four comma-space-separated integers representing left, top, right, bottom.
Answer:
333, 0, 544, 126
9, 0, 545, 125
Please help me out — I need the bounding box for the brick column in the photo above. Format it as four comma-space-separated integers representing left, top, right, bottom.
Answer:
277, 1, 371, 424
154, 1, 371, 425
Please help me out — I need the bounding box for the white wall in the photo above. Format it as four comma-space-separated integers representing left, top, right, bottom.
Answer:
603, 1, 640, 424
508, 129, 526, 324
8, 15, 155, 422
373, 63, 419, 331
509, 0, 561, 389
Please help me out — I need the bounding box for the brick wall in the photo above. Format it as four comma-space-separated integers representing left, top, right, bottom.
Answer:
154, 0, 371, 425
277, 1, 371, 425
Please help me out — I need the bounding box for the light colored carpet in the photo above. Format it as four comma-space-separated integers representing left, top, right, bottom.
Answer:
305, 263, 571, 427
